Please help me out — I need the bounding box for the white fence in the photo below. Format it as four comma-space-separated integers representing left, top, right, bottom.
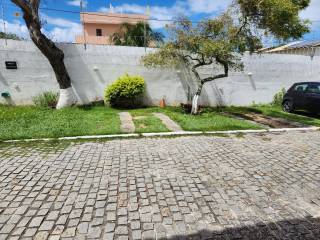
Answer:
1, 39, 319, 106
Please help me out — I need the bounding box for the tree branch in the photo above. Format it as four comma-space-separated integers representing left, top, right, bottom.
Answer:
201, 57, 229, 84
185, 55, 200, 63
11, 0, 31, 14
191, 62, 204, 83
236, 16, 248, 37
30, 0, 40, 13
204, 59, 213, 65
201, 72, 228, 84
190, 57, 215, 84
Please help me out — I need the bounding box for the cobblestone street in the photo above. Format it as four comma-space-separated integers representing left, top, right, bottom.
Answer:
1, 131, 320, 239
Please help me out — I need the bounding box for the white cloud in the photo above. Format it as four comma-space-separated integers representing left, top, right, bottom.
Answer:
42, 14, 80, 29
98, 0, 234, 29
39, 14, 82, 42
187, 0, 232, 14
99, 1, 189, 29
300, 0, 320, 33
1, 15, 82, 43
0, 19, 29, 39
300, 0, 320, 21
46, 25, 82, 42
67, 0, 87, 8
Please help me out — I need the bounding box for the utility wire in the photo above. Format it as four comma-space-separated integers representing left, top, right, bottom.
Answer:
4, 1, 320, 23
2, 0, 320, 45
28, 6, 320, 23
1, 1, 212, 24
39, 7, 183, 23
3, 0, 320, 24
1, 0, 7, 45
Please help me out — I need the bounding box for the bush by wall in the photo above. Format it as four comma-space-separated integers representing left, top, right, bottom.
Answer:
272, 88, 286, 106
32, 91, 59, 108
104, 74, 145, 108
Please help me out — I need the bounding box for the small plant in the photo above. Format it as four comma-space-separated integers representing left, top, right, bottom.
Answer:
105, 74, 145, 108
272, 88, 286, 106
32, 91, 59, 108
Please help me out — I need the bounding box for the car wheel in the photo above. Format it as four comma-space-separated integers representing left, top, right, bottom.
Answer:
282, 100, 294, 113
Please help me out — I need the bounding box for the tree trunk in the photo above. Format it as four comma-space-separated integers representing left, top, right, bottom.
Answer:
23, 12, 77, 109
190, 58, 229, 114
191, 83, 203, 115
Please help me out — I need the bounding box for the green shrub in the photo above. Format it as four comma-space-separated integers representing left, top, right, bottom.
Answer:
272, 88, 286, 106
32, 91, 59, 108
105, 74, 145, 108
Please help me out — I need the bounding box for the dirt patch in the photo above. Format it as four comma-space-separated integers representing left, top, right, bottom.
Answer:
232, 112, 308, 128
133, 116, 147, 120
139, 124, 147, 129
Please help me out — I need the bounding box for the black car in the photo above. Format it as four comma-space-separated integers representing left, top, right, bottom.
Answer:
282, 82, 320, 113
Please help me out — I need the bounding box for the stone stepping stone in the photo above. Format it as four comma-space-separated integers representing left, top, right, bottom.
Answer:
119, 112, 135, 133
153, 113, 183, 132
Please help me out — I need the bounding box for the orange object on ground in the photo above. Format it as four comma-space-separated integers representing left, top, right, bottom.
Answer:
159, 98, 166, 108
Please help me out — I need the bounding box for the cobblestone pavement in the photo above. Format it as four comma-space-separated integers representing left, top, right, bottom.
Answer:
1, 131, 320, 240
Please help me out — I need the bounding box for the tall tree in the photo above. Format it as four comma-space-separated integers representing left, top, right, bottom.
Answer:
143, 14, 250, 114
237, 0, 310, 40
111, 22, 164, 47
142, 0, 310, 114
11, 0, 77, 109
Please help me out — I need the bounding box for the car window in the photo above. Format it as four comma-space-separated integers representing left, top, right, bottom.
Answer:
293, 84, 308, 92
306, 84, 320, 94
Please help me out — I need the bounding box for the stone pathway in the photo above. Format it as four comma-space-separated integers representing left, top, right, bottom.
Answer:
153, 113, 183, 132
1, 131, 320, 239
119, 112, 135, 133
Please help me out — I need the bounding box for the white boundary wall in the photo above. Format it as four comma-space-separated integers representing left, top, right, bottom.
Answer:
1, 39, 320, 106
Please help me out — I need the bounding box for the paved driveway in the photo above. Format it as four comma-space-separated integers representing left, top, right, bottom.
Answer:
1, 131, 320, 240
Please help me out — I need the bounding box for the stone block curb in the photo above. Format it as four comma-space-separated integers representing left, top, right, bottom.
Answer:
1, 127, 319, 143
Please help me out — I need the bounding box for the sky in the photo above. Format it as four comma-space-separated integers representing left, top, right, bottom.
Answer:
0, 0, 319, 44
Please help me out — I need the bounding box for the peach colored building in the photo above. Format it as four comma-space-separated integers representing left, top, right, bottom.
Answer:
75, 12, 149, 45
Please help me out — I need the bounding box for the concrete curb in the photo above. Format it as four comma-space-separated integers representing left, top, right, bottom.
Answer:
205, 127, 320, 135
1, 127, 319, 143
141, 131, 202, 137
2, 134, 140, 143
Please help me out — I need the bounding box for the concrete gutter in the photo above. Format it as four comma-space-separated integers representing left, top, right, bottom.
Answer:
1, 127, 319, 143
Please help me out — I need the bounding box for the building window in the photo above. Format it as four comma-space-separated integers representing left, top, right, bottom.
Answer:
96, 29, 102, 36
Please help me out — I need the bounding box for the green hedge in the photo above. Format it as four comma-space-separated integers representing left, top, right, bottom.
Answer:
104, 74, 145, 108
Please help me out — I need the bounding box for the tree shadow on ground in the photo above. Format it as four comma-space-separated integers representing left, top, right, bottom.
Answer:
161, 216, 320, 240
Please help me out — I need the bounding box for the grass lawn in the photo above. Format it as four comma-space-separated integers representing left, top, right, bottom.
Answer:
129, 109, 169, 133
217, 105, 320, 127
158, 107, 262, 131
0, 105, 121, 140
5, 104, 310, 141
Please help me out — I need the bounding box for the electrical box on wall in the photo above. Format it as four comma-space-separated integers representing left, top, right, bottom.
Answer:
1, 92, 10, 98
5, 61, 18, 69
